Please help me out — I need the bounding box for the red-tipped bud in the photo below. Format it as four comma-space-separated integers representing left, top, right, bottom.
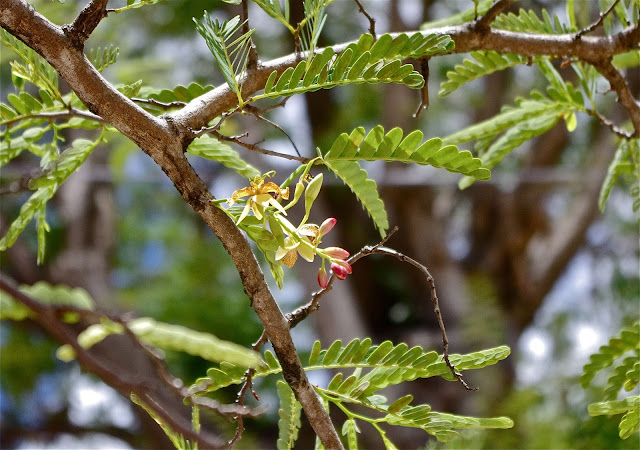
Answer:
318, 217, 337, 236
330, 260, 352, 280
324, 246, 350, 260
317, 266, 329, 289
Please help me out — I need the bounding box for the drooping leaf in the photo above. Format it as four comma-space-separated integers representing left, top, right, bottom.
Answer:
187, 134, 260, 179
89, 45, 120, 72
59, 317, 262, 368
322, 125, 491, 180
599, 138, 638, 213
323, 159, 389, 237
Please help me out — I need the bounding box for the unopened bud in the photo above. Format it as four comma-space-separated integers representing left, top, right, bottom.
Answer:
324, 247, 350, 260
319, 217, 337, 236
317, 266, 329, 289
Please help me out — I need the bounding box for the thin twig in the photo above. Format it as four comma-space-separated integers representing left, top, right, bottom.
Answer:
359, 246, 477, 391
592, 57, 640, 137
576, 0, 622, 38
353, 0, 376, 40
287, 226, 475, 391
214, 130, 311, 163
243, 104, 302, 157
586, 107, 633, 138
229, 330, 268, 448
413, 58, 430, 118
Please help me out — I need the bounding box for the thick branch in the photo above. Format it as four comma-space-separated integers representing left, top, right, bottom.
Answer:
63, 0, 109, 48
171, 23, 640, 135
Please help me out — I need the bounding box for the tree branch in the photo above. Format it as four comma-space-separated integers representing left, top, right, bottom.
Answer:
63, 0, 109, 48
0, 274, 225, 449
474, 0, 514, 33
2, 0, 638, 446
0, 2, 343, 447
170, 23, 640, 136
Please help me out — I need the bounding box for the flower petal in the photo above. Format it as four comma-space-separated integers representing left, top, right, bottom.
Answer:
298, 242, 315, 263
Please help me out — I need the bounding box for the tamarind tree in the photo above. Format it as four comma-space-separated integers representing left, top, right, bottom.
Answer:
1, 0, 638, 448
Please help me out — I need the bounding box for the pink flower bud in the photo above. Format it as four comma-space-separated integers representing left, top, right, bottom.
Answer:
318, 218, 337, 236
330, 260, 352, 280
317, 266, 329, 289
331, 262, 347, 280
324, 246, 350, 260
334, 259, 352, 274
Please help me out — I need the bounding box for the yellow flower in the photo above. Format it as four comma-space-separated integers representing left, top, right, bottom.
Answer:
275, 236, 315, 268
227, 176, 290, 224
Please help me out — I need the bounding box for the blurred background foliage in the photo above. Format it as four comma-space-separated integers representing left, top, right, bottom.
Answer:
1, 0, 639, 448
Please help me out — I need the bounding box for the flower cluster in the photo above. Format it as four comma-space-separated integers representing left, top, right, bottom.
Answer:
227, 173, 290, 224
225, 170, 352, 289
275, 217, 352, 289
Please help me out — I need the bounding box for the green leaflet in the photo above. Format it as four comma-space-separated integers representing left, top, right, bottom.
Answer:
254, 33, 453, 100
1, 138, 102, 260
599, 139, 638, 213
323, 159, 389, 237
29, 138, 102, 189
421, 0, 495, 29
0, 187, 54, 253
604, 357, 640, 401
439, 52, 529, 97
311, 340, 512, 444
588, 397, 640, 439
187, 134, 260, 179
581, 322, 640, 388
89, 45, 119, 72
0, 281, 95, 321
442, 94, 570, 147
493, 8, 571, 34
320, 125, 492, 237
1, 29, 61, 101
110, 0, 166, 13
194, 14, 255, 105
141, 82, 215, 104
276, 380, 302, 450
251, 0, 293, 33
458, 112, 562, 189
342, 418, 360, 450
58, 317, 262, 368
130, 394, 196, 450
582, 322, 640, 439
322, 125, 491, 179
